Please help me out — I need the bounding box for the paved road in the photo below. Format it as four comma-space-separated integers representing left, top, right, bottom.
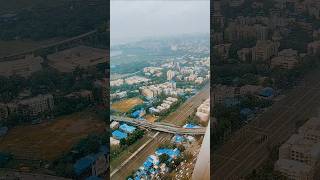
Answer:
111, 84, 210, 180
111, 116, 206, 135
212, 70, 320, 179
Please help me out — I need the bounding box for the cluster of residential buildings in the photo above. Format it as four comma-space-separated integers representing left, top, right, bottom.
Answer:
0, 94, 54, 122
110, 91, 127, 100
213, 84, 274, 105
125, 76, 150, 85
0, 45, 108, 121
0, 88, 99, 123
274, 0, 320, 19
213, 0, 320, 70
110, 76, 150, 87
275, 117, 320, 179
140, 81, 179, 98
166, 59, 210, 84
149, 97, 178, 114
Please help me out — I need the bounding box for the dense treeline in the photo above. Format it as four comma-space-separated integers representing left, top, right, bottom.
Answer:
0, 0, 108, 41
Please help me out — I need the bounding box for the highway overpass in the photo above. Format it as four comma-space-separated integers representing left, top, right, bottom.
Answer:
110, 116, 206, 135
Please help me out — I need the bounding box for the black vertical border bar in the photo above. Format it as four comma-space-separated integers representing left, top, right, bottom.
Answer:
106, 0, 111, 179
210, 0, 214, 179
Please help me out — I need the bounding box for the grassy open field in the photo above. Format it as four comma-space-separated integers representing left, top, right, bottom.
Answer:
144, 114, 157, 123
111, 97, 144, 113
0, 110, 106, 161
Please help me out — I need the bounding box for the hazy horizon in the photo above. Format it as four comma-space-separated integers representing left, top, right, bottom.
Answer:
111, 0, 210, 45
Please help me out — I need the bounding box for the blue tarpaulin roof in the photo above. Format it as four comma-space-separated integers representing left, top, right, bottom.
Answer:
112, 130, 128, 140
260, 87, 274, 97
73, 154, 97, 175
131, 109, 144, 118
174, 135, 184, 143
155, 148, 180, 159
119, 123, 136, 133
143, 160, 153, 169
240, 108, 253, 115
183, 124, 200, 128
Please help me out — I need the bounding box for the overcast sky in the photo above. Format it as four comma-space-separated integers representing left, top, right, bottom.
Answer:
111, 0, 210, 45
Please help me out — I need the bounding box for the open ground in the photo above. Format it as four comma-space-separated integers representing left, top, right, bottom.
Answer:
0, 110, 106, 161
111, 97, 144, 113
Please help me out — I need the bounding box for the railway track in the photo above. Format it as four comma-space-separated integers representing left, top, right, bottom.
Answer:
213, 70, 320, 179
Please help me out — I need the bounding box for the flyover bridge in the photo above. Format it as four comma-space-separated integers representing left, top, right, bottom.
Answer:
110, 116, 206, 135
0, 30, 98, 62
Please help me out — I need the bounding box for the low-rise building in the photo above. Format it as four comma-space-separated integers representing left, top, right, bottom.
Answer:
141, 88, 155, 98
252, 40, 279, 62
110, 91, 127, 100
298, 117, 320, 143
65, 90, 94, 102
119, 124, 136, 134
275, 117, 320, 179
124, 76, 150, 85
279, 134, 320, 167
213, 44, 232, 59
195, 77, 204, 84
110, 137, 120, 147
110, 121, 119, 130
149, 97, 178, 114
140, 81, 177, 98
237, 48, 252, 62
17, 94, 54, 117
271, 49, 299, 69
196, 98, 210, 123
110, 79, 124, 87
275, 159, 314, 180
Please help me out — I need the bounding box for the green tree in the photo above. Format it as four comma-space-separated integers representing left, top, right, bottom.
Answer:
159, 154, 170, 164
